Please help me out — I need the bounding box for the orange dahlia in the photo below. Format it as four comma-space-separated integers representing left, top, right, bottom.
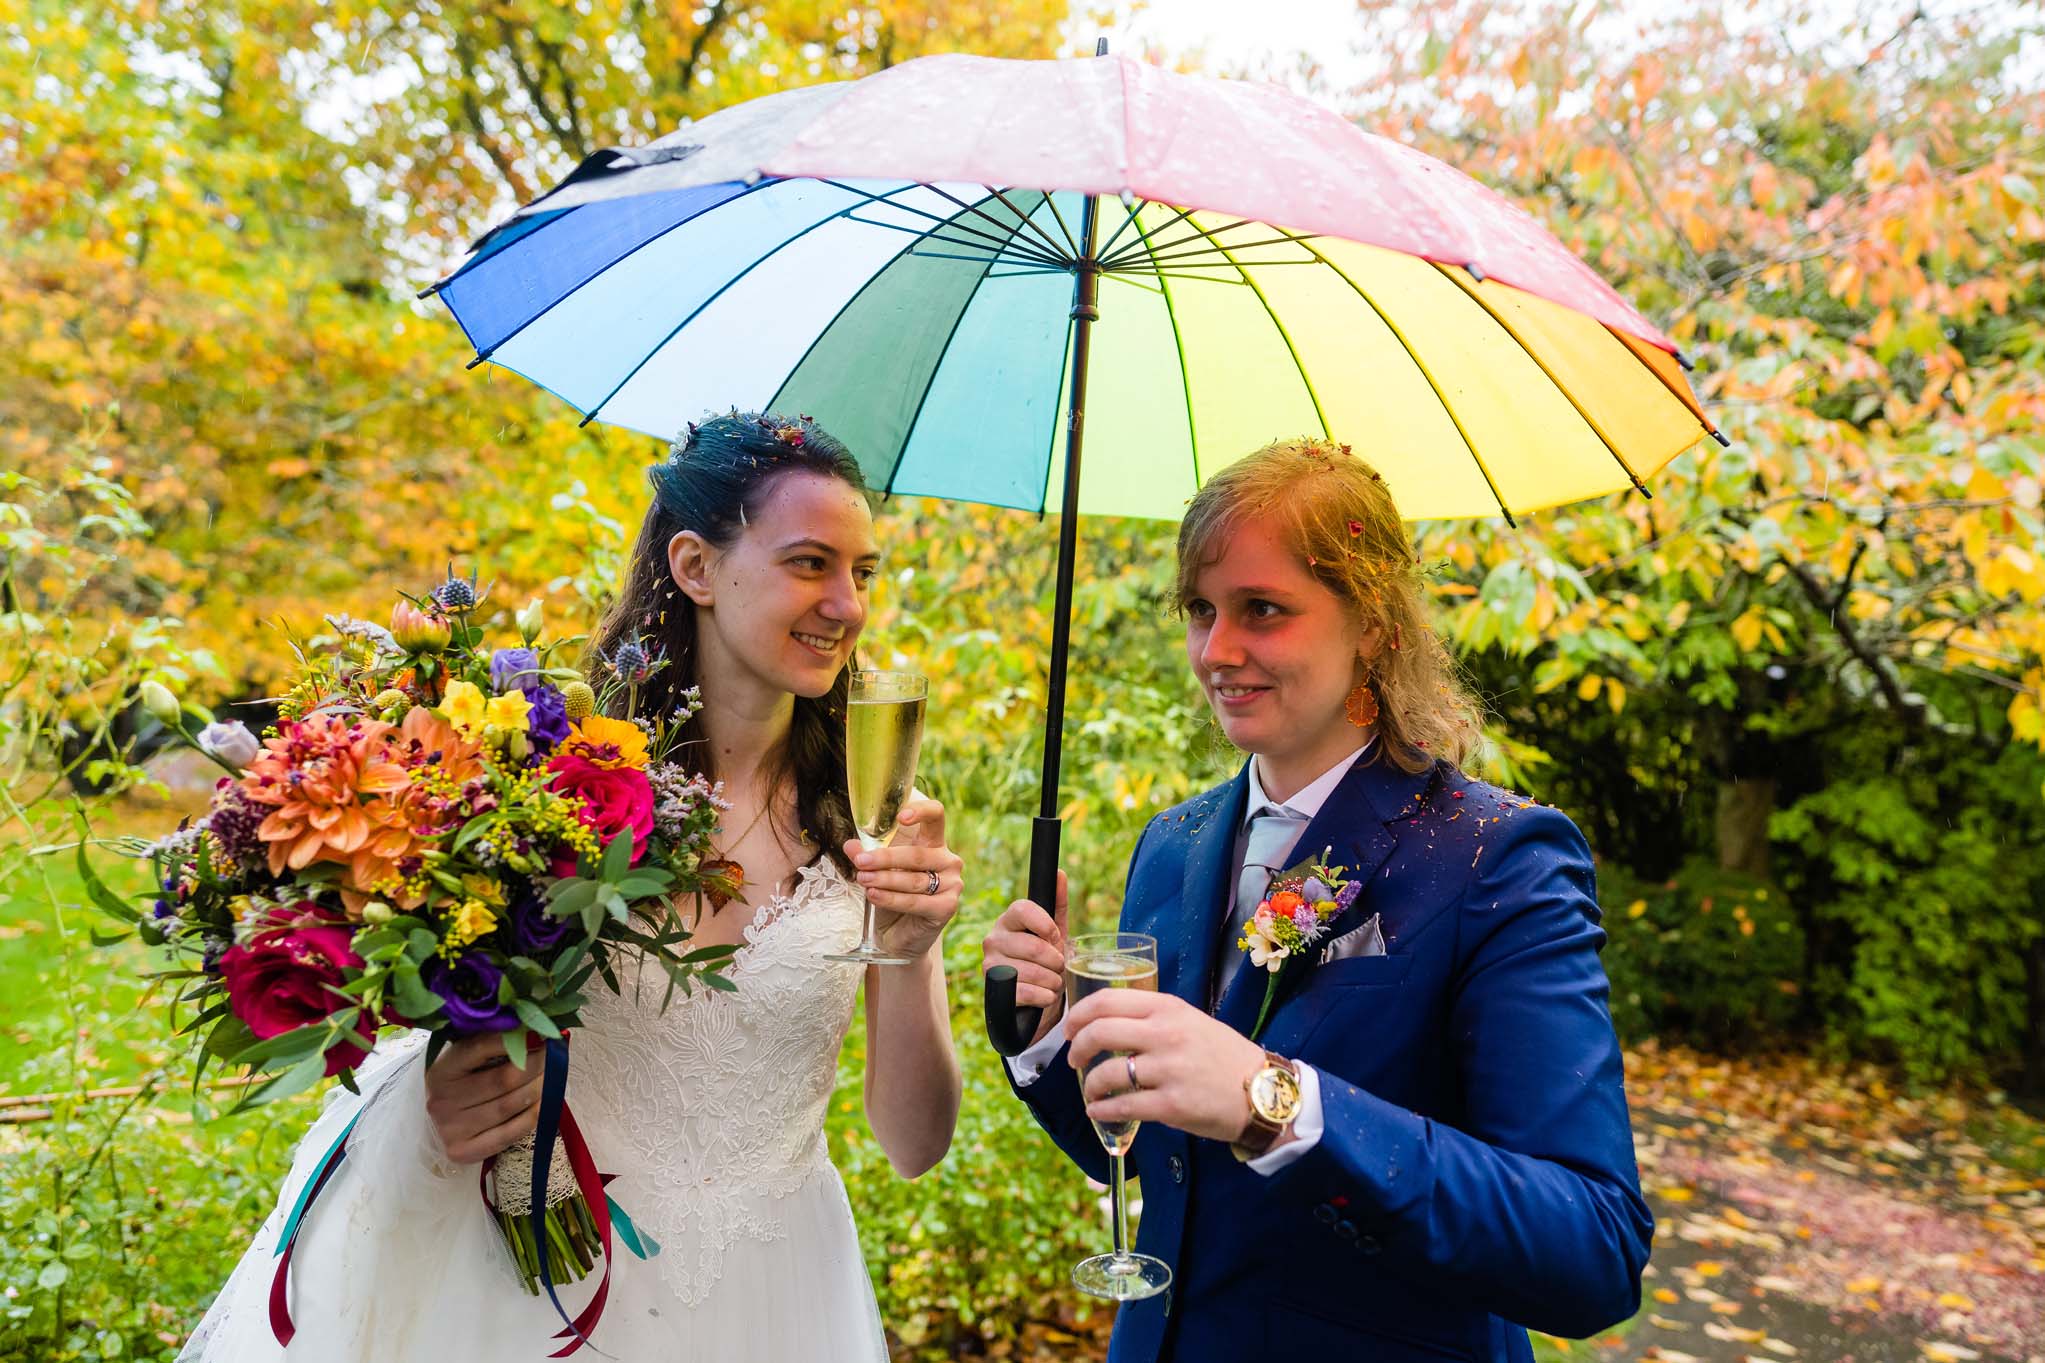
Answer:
240, 715, 415, 903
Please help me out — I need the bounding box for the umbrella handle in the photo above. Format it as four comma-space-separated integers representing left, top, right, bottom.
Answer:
983, 816, 1059, 1056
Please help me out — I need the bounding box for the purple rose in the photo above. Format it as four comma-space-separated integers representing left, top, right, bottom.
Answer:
422, 952, 519, 1034
525, 686, 571, 754
490, 648, 545, 696
508, 890, 572, 957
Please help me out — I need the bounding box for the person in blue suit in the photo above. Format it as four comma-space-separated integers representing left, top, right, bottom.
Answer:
982, 438, 1652, 1363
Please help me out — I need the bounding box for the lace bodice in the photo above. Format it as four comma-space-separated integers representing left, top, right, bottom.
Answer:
567, 859, 867, 1304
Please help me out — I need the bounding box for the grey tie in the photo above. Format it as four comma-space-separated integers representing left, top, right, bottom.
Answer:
1214, 804, 1306, 1007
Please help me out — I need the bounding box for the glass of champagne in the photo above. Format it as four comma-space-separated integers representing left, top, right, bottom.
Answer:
825, 670, 927, 966
1066, 931, 1173, 1301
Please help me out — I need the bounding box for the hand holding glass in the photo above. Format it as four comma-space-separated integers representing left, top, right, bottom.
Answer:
825, 670, 926, 966
1066, 932, 1173, 1301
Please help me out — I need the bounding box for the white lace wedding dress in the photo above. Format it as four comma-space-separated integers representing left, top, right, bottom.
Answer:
180, 860, 888, 1362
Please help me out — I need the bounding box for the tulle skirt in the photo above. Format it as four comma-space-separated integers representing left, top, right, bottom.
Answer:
179, 1039, 889, 1363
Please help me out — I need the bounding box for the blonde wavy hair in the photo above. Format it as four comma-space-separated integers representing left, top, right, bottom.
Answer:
1174, 437, 1484, 774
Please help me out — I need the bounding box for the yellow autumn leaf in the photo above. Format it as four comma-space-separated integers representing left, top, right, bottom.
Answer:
1731, 607, 1766, 652
1845, 1276, 1882, 1294
1628, 899, 1649, 919
1934, 1293, 1973, 1311
1653, 1288, 1681, 1305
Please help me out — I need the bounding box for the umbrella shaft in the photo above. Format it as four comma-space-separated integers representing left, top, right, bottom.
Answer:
1037, 193, 1102, 833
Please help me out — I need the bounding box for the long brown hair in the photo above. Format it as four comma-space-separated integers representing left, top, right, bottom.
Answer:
589, 412, 866, 876
1174, 437, 1483, 774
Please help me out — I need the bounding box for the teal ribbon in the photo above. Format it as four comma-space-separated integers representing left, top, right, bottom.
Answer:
605, 1193, 660, 1260
276, 1110, 360, 1257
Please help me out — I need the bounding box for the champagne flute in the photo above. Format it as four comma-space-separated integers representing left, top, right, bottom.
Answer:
1066, 932, 1173, 1301
825, 670, 927, 966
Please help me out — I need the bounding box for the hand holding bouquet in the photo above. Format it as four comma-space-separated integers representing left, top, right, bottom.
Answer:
93, 566, 740, 1350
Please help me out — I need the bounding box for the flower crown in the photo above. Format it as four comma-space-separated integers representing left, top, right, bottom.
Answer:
674, 410, 817, 456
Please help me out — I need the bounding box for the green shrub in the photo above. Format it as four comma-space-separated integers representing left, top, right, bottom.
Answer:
1597, 858, 1805, 1048
1770, 741, 2045, 1086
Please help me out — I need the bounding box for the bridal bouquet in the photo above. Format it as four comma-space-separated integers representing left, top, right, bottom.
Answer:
93, 566, 738, 1351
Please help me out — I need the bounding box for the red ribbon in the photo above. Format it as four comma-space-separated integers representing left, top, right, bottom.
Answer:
268, 1131, 352, 1346
546, 1104, 615, 1357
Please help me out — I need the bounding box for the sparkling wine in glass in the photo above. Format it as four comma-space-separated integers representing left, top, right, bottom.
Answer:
825, 670, 926, 966
1066, 932, 1173, 1301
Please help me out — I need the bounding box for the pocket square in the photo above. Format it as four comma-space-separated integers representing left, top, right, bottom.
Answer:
1319, 913, 1385, 964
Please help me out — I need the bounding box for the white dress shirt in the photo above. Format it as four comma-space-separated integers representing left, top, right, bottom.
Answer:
1006, 743, 1373, 1174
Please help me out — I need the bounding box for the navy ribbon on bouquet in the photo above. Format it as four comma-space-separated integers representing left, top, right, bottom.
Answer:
529, 1033, 633, 1359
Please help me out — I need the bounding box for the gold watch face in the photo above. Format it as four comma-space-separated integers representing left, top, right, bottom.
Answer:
1248, 1064, 1302, 1123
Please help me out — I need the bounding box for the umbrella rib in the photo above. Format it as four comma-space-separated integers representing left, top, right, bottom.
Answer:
1100, 214, 1271, 271
1036, 192, 1086, 261
1298, 241, 1519, 526
866, 222, 1066, 269
1098, 204, 1202, 270
839, 205, 1072, 272
455, 178, 777, 367
1112, 234, 1323, 271
1197, 224, 1331, 441
575, 187, 955, 428
1430, 262, 1652, 498
824, 181, 1072, 270
1128, 210, 1203, 492
919, 182, 1076, 266
1091, 195, 1147, 264
929, 182, 1076, 264
990, 187, 1080, 262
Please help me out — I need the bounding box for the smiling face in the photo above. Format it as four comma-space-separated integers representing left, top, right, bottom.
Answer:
1181, 512, 1374, 797
671, 471, 878, 702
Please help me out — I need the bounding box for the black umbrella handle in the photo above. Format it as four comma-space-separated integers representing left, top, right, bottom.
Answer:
983, 815, 1060, 1056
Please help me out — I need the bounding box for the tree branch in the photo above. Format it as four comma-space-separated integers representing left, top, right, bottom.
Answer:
1781, 556, 1926, 724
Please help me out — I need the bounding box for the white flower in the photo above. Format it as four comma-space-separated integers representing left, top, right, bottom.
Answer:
138, 680, 182, 726
197, 720, 261, 769
1242, 923, 1290, 972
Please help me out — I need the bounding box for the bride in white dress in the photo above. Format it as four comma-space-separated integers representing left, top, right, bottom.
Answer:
181, 413, 966, 1362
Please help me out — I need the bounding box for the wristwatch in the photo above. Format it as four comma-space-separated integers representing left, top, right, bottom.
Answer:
1231, 1051, 1303, 1161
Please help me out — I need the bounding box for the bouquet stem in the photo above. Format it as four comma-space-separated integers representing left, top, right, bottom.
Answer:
485, 1129, 601, 1294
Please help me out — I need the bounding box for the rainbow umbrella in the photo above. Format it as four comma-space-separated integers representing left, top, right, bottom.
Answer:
426, 45, 1721, 1045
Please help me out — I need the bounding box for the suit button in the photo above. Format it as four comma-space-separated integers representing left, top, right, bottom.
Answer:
1358, 1233, 1382, 1255
1169, 1155, 1186, 1183
1333, 1219, 1358, 1240
1313, 1203, 1338, 1225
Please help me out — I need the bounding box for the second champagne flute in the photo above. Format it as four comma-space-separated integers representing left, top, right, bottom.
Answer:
825, 669, 927, 966
1066, 932, 1173, 1301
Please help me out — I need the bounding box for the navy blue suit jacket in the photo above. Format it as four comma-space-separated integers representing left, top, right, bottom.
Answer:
1008, 754, 1652, 1363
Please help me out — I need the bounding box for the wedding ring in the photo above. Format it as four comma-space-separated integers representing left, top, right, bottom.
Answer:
922, 870, 942, 896
1125, 1056, 1142, 1091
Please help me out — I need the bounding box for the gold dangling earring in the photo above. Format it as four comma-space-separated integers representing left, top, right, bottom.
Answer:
1345, 669, 1379, 729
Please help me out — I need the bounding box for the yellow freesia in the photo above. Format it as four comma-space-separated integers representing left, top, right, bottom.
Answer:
439, 679, 488, 737
485, 689, 532, 733
447, 898, 497, 947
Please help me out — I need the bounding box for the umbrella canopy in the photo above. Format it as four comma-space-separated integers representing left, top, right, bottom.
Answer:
429, 52, 1720, 525
429, 47, 1723, 1049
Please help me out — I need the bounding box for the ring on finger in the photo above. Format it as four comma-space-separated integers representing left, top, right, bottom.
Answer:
923, 869, 941, 896
1125, 1055, 1142, 1092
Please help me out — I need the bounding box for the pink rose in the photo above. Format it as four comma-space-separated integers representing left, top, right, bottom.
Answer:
546, 752, 655, 877
218, 905, 372, 1076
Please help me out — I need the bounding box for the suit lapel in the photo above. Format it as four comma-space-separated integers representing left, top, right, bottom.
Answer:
1154, 768, 1249, 1012
1212, 754, 1444, 1037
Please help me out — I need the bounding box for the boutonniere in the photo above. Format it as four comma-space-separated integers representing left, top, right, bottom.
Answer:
1237, 848, 1362, 1040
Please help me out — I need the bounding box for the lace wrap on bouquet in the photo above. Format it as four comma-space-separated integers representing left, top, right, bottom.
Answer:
568, 859, 866, 1306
